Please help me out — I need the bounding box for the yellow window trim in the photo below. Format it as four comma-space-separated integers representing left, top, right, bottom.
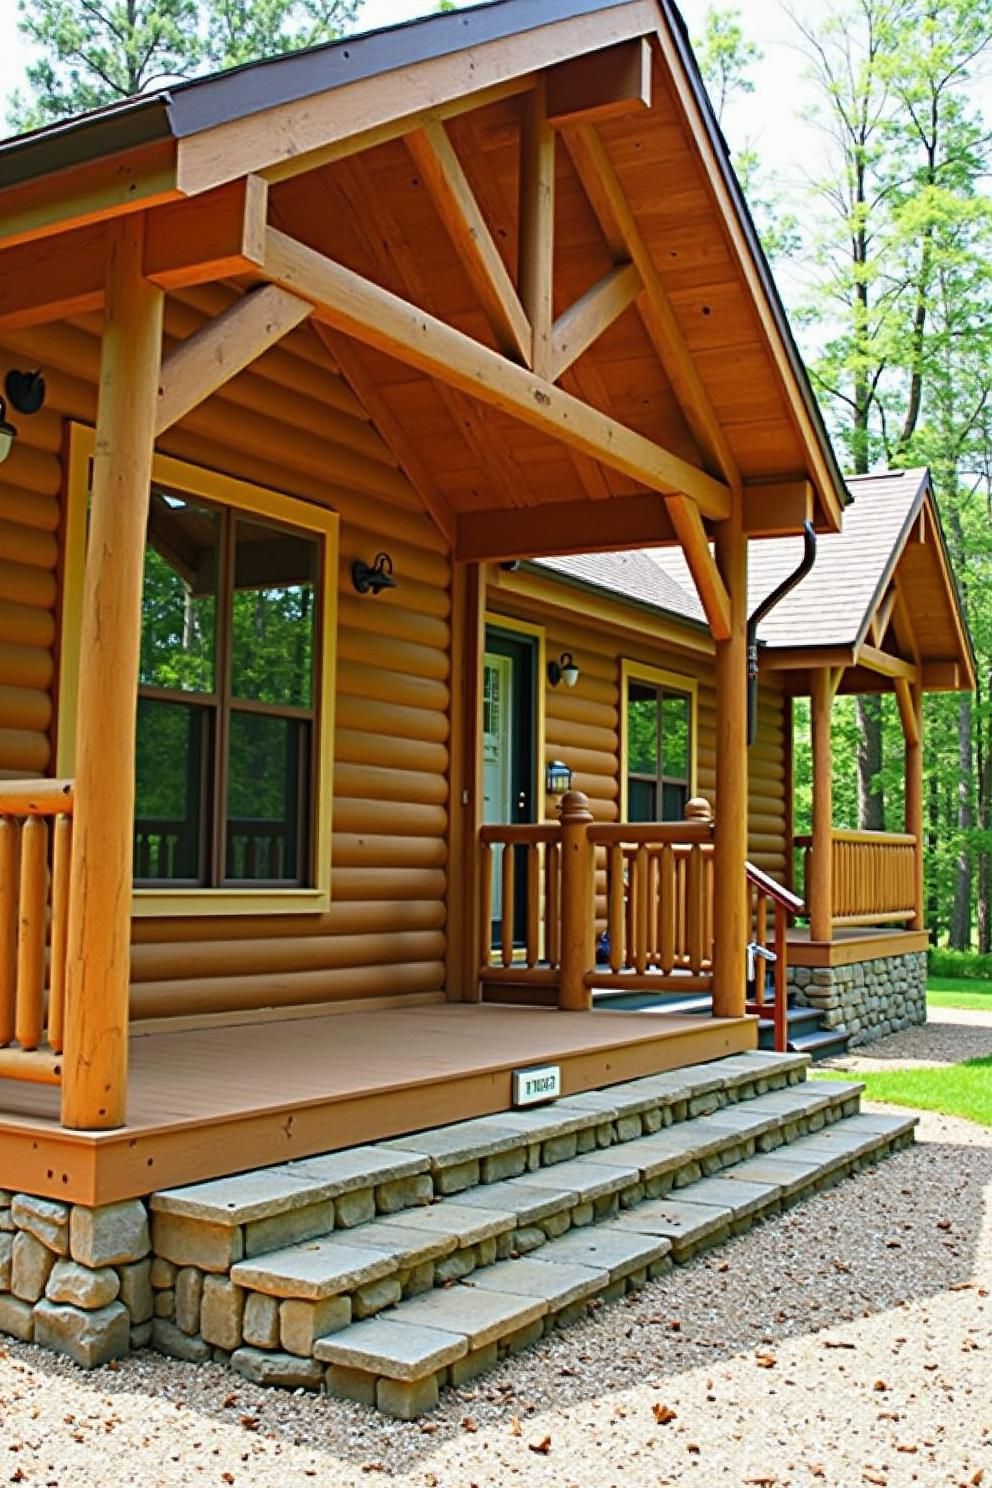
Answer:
59, 423, 339, 917
619, 658, 698, 822
484, 611, 547, 821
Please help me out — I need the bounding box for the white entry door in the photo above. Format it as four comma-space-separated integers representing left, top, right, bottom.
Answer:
483, 651, 513, 918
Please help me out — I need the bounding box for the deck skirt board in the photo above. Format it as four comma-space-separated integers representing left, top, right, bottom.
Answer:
0, 1004, 756, 1205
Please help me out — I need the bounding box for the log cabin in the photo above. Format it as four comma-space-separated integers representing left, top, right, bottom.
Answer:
0, 0, 971, 1400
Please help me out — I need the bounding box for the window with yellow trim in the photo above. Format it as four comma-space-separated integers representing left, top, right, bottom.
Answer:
621, 662, 697, 823
60, 425, 337, 915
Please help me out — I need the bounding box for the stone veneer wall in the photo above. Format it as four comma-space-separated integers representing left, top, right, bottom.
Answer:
788, 949, 927, 1047
0, 1195, 152, 1365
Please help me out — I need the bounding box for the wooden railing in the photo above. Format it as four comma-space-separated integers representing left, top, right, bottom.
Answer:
479, 824, 562, 985
746, 862, 803, 1053
796, 829, 918, 929
0, 779, 74, 1085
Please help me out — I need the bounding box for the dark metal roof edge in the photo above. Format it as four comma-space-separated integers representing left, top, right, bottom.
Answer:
659, 0, 851, 518
0, 0, 642, 185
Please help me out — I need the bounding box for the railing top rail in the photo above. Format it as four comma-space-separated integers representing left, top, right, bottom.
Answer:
479, 823, 561, 846
589, 820, 714, 846
794, 829, 916, 848
0, 779, 74, 816
746, 860, 804, 914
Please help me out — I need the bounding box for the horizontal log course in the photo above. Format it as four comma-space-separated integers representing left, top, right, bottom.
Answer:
130, 897, 447, 944
129, 959, 446, 1020
336, 628, 450, 683
0, 640, 54, 689
0, 487, 61, 534
0, 730, 50, 775
331, 797, 448, 837
1, 443, 61, 498
334, 762, 448, 806
129, 928, 445, 982
333, 833, 448, 869
334, 728, 448, 776
336, 660, 450, 715
0, 518, 58, 573
0, 685, 52, 733
0, 559, 57, 612
336, 595, 450, 651
334, 694, 450, 745
331, 866, 447, 902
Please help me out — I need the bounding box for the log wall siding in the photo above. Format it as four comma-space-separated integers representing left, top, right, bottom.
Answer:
489, 588, 789, 893
0, 297, 450, 1020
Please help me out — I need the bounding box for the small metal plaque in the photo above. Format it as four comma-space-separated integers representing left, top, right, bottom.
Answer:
511, 1064, 561, 1108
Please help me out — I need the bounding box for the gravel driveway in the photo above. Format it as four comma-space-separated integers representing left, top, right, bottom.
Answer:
827, 1004, 992, 1072
0, 1102, 987, 1488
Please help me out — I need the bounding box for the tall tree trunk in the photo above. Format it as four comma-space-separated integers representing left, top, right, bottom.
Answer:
927, 767, 940, 936
950, 695, 973, 948
979, 680, 992, 954
857, 694, 885, 829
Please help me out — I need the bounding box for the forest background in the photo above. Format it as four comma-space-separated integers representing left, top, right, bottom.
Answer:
3, 0, 992, 949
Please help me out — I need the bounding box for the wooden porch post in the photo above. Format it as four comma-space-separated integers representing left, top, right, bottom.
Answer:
558, 790, 594, 1011
712, 504, 748, 1019
61, 216, 164, 1130
809, 669, 837, 943
905, 683, 925, 932
447, 561, 487, 1002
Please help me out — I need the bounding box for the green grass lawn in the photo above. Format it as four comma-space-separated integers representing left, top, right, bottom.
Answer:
848, 1057, 992, 1127
927, 975, 992, 1011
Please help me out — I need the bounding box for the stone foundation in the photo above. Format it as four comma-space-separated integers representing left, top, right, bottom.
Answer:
789, 949, 927, 1046
0, 1194, 151, 1365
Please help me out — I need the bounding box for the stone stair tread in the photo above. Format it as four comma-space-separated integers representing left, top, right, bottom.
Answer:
511, 1158, 641, 1202
789, 1030, 850, 1056
150, 1167, 330, 1226
578, 1124, 733, 1177
454, 1180, 581, 1225
380, 1121, 537, 1167
344, 1221, 458, 1266
535, 1225, 670, 1280
314, 1316, 468, 1378
724, 1152, 832, 1196
379, 1201, 516, 1245
613, 1195, 732, 1245
231, 1236, 398, 1300
668, 1174, 780, 1218
380, 1282, 547, 1350
465, 1256, 608, 1311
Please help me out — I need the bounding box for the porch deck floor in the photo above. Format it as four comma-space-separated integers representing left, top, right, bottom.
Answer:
0, 1003, 755, 1206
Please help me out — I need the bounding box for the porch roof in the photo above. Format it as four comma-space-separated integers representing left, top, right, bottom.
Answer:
535, 466, 975, 691
0, 0, 849, 560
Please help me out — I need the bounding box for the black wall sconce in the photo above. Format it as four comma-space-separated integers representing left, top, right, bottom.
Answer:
548, 651, 580, 688
545, 760, 573, 796
0, 370, 48, 467
352, 552, 396, 595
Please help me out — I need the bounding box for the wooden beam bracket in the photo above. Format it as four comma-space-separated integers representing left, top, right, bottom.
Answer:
550, 261, 640, 382
664, 493, 731, 641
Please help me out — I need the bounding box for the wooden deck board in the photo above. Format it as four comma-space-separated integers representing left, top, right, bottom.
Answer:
0, 1004, 755, 1205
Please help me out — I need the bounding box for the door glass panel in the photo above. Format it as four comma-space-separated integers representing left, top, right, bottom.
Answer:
134, 697, 208, 882
230, 517, 317, 707
661, 693, 690, 781
140, 493, 218, 693
627, 683, 657, 776
662, 781, 688, 821
226, 710, 307, 883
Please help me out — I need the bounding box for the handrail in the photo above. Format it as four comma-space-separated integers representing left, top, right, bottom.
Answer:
795, 829, 915, 848
746, 860, 803, 916
588, 820, 714, 846
794, 828, 917, 930
0, 780, 74, 817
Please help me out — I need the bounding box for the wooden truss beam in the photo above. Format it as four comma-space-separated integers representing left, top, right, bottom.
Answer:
156, 284, 312, 436
0, 177, 268, 333
550, 261, 640, 382
456, 491, 677, 563
870, 584, 898, 647
664, 494, 731, 641
405, 119, 531, 365
546, 37, 652, 129
519, 79, 556, 380
894, 676, 920, 746
0, 140, 179, 252
562, 122, 742, 493
262, 226, 732, 520
857, 644, 919, 683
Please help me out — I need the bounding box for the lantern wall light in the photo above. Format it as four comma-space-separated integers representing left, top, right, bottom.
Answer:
352, 552, 397, 595
548, 651, 580, 688
545, 760, 573, 796
0, 400, 16, 466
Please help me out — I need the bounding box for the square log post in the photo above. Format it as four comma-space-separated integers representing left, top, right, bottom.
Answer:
712, 505, 748, 1018
904, 683, 925, 932
809, 668, 837, 943
557, 790, 594, 1010
61, 216, 164, 1130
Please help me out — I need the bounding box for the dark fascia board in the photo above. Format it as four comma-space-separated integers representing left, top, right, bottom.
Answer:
0, 0, 641, 187
658, 0, 850, 520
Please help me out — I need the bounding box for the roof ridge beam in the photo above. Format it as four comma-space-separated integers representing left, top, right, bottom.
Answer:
261, 224, 732, 521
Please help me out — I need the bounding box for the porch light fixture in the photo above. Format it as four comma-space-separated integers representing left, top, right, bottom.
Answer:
5, 369, 46, 416
545, 760, 573, 796
548, 651, 580, 688
0, 399, 16, 466
351, 552, 396, 595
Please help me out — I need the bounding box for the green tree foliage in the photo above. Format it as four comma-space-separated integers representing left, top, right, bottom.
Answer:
8, 0, 359, 129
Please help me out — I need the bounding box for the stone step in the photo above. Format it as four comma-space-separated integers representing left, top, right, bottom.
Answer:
311, 1107, 916, 1418
185, 1076, 861, 1368
149, 1051, 811, 1268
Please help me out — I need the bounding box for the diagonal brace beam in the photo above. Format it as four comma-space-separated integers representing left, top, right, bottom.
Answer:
406, 118, 532, 366
261, 226, 731, 520
665, 493, 731, 640
156, 284, 312, 435
550, 261, 640, 382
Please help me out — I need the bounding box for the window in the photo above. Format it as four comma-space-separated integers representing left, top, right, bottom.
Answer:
59, 427, 338, 915
621, 662, 697, 823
